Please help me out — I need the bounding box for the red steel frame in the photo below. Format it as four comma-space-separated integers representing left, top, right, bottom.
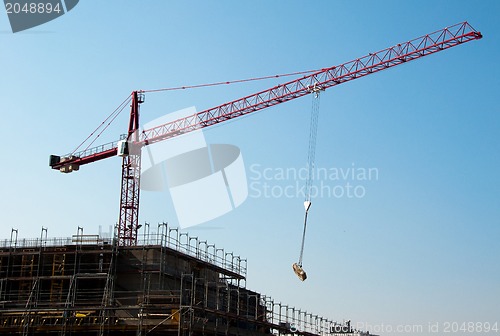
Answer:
117, 91, 142, 246
50, 22, 482, 245
141, 22, 481, 145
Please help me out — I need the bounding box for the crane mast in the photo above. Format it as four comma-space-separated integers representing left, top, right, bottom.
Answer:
49, 22, 482, 246
117, 91, 143, 246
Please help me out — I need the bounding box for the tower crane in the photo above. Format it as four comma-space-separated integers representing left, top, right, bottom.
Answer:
49, 22, 481, 248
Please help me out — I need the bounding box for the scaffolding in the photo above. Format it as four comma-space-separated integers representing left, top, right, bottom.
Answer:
0, 225, 373, 336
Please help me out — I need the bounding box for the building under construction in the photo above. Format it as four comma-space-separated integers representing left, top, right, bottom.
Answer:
0, 224, 372, 336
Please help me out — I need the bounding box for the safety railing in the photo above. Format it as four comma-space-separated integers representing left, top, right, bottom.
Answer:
1, 223, 246, 279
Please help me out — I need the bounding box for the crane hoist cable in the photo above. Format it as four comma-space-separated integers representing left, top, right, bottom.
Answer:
293, 83, 323, 281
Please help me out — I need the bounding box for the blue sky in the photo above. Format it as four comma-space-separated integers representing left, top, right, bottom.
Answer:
1, 1, 499, 335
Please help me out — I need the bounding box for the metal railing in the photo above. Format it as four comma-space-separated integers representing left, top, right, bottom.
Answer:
1, 223, 246, 279
137, 222, 247, 278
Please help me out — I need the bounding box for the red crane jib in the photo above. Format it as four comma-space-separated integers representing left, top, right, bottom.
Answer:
49, 22, 482, 246
50, 21, 481, 172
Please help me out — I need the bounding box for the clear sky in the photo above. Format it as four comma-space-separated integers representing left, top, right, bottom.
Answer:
1, 1, 499, 335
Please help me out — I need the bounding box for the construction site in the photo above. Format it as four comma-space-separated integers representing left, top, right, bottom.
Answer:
0, 226, 367, 336
0, 21, 483, 336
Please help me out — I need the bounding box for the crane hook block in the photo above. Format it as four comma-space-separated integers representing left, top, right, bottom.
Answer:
292, 262, 307, 281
